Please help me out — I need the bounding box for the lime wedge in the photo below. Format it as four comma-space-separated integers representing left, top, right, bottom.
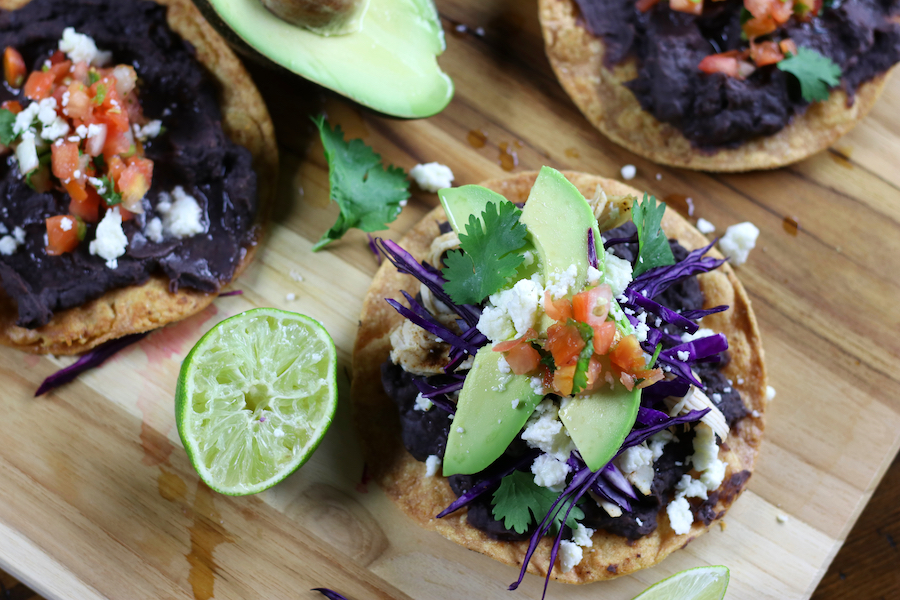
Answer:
632, 566, 730, 600
175, 308, 337, 495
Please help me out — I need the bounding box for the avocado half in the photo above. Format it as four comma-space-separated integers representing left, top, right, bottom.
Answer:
193, 0, 454, 118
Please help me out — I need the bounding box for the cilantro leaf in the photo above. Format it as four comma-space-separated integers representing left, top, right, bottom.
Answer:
94, 176, 121, 206
777, 47, 842, 103
0, 109, 17, 146
312, 116, 409, 252
442, 200, 528, 305
632, 193, 675, 277
492, 471, 585, 534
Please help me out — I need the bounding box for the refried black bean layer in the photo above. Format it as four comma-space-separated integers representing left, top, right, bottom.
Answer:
573, 0, 900, 148
382, 223, 749, 541
0, 0, 258, 328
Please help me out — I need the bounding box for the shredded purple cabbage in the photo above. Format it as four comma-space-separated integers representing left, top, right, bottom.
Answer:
603, 232, 638, 249
411, 377, 460, 414
628, 240, 725, 300
217, 290, 243, 297
35, 332, 148, 397
436, 450, 539, 518
587, 228, 599, 270
386, 295, 482, 355
637, 405, 672, 425
366, 233, 383, 265
312, 589, 350, 600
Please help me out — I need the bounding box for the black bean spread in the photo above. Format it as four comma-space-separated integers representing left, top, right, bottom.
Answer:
0, 0, 258, 328
382, 223, 750, 542
574, 0, 900, 148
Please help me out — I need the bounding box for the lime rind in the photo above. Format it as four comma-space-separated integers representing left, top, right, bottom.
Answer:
632, 566, 730, 600
176, 308, 337, 495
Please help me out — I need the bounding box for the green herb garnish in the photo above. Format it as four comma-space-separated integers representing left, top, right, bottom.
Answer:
311, 116, 409, 252
632, 193, 675, 277
777, 47, 842, 102
0, 109, 18, 146
95, 176, 122, 206
442, 200, 528, 305
491, 471, 584, 534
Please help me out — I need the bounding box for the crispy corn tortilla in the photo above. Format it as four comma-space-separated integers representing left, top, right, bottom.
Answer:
0, 0, 277, 355
352, 171, 766, 583
538, 0, 895, 172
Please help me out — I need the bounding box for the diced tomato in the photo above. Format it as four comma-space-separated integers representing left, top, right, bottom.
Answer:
635, 368, 665, 389
545, 322, 586, 368
583, 356, 604, 392
70, 187, 101, 223
544, 290, 574, 322
794, 0, 822, 19
51, 141, 81, 180
592, 321, 617, 356
71, 61, 89, 85
553, 364, 576, 397
65, 82, 92, 120
90, 76, 122, 112
779, 38, 798, 56
3, 47, 25, 88
47, 59, 72, 83
126, 156, 153, 182
24, 70, 55, 101
771, 0, 793, 23
670, 0, 703, 15
750, 40, 784, 66
45, 215, 81, 256
117, 164, 149, 210
699, 54, 740, 77
609, 334, 647, 375
48, 50, 67, 65
636, 0, 661, 10
1, 100, 22, 114
505, 342, 542, 375
62, 179, 88, 203
85, 122, 107, 157
573, 285, 611, 327
107, 155, 126, 182
493, 328, 538, 352
619, 372, 636, 392
742, 15, 777, 38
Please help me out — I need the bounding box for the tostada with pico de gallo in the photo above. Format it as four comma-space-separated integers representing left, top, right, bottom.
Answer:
352, 167, 766, 590
539, 0, 900, 170
0, 0, 276, 354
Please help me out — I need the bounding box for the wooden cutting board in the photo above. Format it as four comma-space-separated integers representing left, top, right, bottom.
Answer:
2, 0, 899, 599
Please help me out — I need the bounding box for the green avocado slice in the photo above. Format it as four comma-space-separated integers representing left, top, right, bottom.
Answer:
195, 0, 453, 118
439, 185, 509, 234
442, 351, 543, 476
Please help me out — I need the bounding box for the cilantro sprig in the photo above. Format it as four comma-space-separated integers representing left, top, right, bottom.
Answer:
0, 109, 17, 146
95, 176, 121, 206
492, 471, 584, 534
442, 201, 528, 305
632, 193, 675, 277
777, 47, 842, 103
312, 116, 409, 252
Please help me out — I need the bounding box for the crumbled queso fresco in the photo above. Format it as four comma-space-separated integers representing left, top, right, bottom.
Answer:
410, 162, 454, 192
718, 222, 759, 266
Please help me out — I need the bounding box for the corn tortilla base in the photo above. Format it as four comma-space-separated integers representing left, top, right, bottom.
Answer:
0, 0, 277, 354
538, 0, 894, 172
352, 171, 767, 583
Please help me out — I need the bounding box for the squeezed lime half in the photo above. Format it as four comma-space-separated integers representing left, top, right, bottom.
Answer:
632, 566, 730, 600
175, 308, 337, 495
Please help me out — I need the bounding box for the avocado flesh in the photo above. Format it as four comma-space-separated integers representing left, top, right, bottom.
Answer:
442, 351, 543, 476
440, 167, 640, 475
198, 0, 453, 118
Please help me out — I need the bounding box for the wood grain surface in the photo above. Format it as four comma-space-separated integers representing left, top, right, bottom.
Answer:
1, 0, 899, 599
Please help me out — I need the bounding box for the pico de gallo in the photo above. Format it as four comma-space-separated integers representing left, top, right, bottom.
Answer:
1, 28, 158, 257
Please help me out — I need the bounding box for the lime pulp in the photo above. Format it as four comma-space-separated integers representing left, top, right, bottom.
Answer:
631, 566, 730, 600
175, 308, 337, 495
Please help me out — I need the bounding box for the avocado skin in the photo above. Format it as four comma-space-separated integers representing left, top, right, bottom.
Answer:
191, 0, 453, 118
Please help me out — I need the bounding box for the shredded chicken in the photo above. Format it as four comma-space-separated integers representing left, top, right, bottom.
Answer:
665, 386, 729, 442
427, 231, 460, 267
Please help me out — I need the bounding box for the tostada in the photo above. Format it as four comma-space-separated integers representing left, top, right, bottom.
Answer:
0, 0, 276, 354
352, 167, 766, 588
539, 0, 900, 171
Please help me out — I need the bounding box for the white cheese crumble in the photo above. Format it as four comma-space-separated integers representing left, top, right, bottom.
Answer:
144, 217, 164, 243
133, 120, 163, 142
620, 164, 636, 180
558, 540, 583, 573
572, 524, 595, 547
766, 386, 777, 402
58, 28, 111, 66
155, 186, 205, 239
696, 218, 716, 234
586, 265, 602, 285
545, 264, 578, 299
690, 423, 720, 473
776, 513, 789, 524
413, 393, 433, 411
0, 236, 18, 256
675, 474, 709, 500
522, 399, 575, 461
88, 207, 128, 269
13, 102, 40, 136
476, 275, 544, 342
410, 162, 454, 192
60, 217, 73, 231
681, 327, 715, 343
511, 398, 520, 409
603, 250, 633, 297
456, 427, 465, 434
13, 226, 25, 245
425, 455, 442, 477
667, 497, 693, 535
15, 133, 39, 174
285, 292, 296, 301
677, 350, 691, 362
718, 222, 759, 266
616, 442, 655, 496
531, 453, 571, 491
497, 355, 511, 374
